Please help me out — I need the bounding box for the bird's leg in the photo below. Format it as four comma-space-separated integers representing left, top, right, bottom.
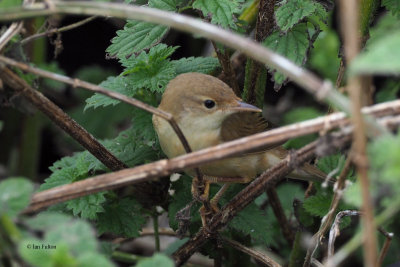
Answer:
210, 183, 231, 209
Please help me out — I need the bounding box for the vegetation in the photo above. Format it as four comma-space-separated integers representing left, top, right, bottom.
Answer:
0, 0, 399, 266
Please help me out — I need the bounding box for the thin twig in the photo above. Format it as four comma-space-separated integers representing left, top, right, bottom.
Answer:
221, 236, 281, 267
211, 41, 240, 96
377, 227, 393, 267
1, 54, 399, 156
22, 109, 400, 213
328, 191, 400, 266
20, 15, 97, 45
266, 185, 295, 245
327, 210, 360, 260
303, 155, 353, 267
0, 55, 194, 158
0, 22, 23, 51
173, 131, 354, 266
0, 0, 388, 135
339, 1, 377, 266
0, 66, 127, 171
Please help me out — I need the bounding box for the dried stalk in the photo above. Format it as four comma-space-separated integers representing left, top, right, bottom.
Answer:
0, 66, 127, 171
21, 103, 400, 213
0, 1, 388, 135
221, 236, 281, 267
173, 131, 354, 265
266, 186, 294, 245
20, 15, 97, 45
303, 156, 353, 267
339, 1, 377, 266
327, 211, 360, 262
377, 227, 393, 266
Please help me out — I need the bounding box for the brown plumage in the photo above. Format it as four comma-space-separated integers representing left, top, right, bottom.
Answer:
152, 72, 326, 183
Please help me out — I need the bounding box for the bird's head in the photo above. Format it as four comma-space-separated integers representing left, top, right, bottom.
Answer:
158, 73, 261, 128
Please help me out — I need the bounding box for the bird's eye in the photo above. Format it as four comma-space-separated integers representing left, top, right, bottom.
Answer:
204, 99, 216, 109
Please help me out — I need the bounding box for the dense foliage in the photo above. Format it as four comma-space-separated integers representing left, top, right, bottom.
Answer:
0, 0, 399, 266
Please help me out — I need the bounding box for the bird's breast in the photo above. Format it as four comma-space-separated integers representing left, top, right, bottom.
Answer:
152, 114, 221, 159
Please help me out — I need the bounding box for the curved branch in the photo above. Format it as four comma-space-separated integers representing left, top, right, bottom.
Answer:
0, 1, 386, 135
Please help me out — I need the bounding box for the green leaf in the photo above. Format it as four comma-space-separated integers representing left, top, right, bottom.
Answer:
40, 152, 92, 191
136, 253, 174, 267
173, 57, 220, 75
20, 212, 114, 267
303, 193, 332, 217
65, 193, 106, 220
350, 13, 400, 75
193, 0, 240, 29
0, 120, 3, 132
107, 20, 169, 60
275, 0, 321, 31
149, 0, 178, 11
383, 0, 400, 17
0, 0, 22, 8
263, 23, 310, 88
0, 178, 34, 218
168, 176, 202, 232
375, 79, 400, 103
121, 44, 178, 93
96, 198, 146, 237
350, 32, 400, 75
308, 29, 340, 82
229, 202, 273, 245
84, 76, 131, 110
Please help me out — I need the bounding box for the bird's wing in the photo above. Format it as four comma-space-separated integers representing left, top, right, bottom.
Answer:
220, 112, 286, 153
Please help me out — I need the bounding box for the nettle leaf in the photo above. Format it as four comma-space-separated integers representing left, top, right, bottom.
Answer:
383, 0, 400, 17
84, 76, 131, 111
350, 31, 400, 75
276, 0, 325, 31
20, 212, 114, 267
229, 202, 273, 245
263, 23, 310, 89
106, 0, 177, 59
97, 198, 146, 237
173, 57, 221, 75
168, 176, 202, 232
0, 178, 34, 218
193, 0, 240, 29
149, 0, 177, 11
121, 44, 178, 93
40, 152, 92, 191
107, 20, 169, 60
66, 193, 107, 220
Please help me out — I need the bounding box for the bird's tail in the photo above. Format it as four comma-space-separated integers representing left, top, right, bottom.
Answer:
287, 163, 329, 184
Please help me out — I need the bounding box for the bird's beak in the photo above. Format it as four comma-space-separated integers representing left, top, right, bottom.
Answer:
230, 100, 262, 112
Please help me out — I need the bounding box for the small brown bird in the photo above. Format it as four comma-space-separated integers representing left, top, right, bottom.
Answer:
152, 73, 325, 193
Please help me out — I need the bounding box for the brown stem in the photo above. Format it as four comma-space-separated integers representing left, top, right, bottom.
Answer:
245, 0, 275, 104
303, 155, 353, 267
377, 227, 393, 267
212, 41, 240, 96
221, 236, 281, 267
338, 1, 377, 266
327, 210, 360, 259
0, 67, 127, 171
266, 185, 295, 245
173, 132, 353, 265
22, 111, 400, 213
20, 16, 97, 45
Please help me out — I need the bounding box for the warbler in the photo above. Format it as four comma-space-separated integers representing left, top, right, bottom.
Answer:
152, 73, 325, 186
